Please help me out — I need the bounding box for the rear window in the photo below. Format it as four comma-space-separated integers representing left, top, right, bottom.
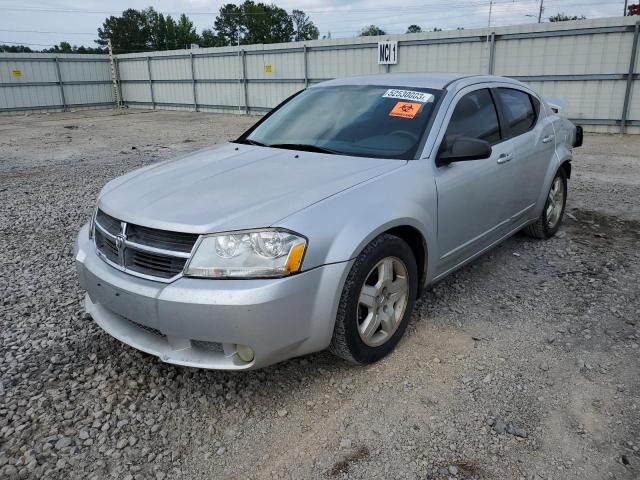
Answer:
244, 85, 442, 159
497, 88, 537, 137
444, 89, 501, 145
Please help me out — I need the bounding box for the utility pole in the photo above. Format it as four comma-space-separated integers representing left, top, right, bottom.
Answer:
537, 0, 544, 23
488, 0, 494, 27
107, 39, 121, 109
624, 0, 628, 16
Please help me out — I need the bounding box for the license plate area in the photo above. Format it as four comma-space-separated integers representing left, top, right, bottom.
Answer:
89, 279, 157, 328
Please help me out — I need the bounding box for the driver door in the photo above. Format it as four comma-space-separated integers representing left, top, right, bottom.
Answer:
433, 87, 517, 276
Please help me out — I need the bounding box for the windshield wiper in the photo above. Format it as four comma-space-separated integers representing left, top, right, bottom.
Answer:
267, 143, 339, 154
233, 138, 268, 147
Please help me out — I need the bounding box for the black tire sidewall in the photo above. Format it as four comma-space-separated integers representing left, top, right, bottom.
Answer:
340, 235, 418, 364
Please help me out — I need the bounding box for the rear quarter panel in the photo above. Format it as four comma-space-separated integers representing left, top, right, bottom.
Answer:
534, 106, 575, 216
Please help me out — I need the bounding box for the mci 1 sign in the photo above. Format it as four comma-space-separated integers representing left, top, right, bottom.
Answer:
378, 41, 398, 65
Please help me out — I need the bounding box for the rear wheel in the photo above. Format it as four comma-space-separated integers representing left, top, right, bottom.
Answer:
330, 234, 418, 364
524, 168, 567, 239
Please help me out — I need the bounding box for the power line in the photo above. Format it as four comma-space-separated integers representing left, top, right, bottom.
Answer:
0, 40, 58, 46
0, 29, 95, 35
0, 0, 545, 16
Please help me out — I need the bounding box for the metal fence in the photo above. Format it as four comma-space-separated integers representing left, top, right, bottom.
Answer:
1, 17, 639, 133
0, 53, 113, 113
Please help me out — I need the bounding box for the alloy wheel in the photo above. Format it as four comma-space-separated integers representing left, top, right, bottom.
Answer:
357, 256, 409, 347
546, 176, 565, 229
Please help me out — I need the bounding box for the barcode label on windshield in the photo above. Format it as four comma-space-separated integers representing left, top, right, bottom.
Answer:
383, 89, 434, 103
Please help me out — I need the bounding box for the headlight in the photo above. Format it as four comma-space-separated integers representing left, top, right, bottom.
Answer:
184, 229, 307, 279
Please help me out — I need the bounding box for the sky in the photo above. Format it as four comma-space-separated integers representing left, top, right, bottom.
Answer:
0, 0, 629, 49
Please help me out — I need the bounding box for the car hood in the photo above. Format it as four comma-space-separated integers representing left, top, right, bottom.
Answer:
98, 143, 405, 233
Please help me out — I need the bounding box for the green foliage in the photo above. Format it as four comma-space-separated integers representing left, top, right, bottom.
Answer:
359, 25, 386, 37
212, 2, 307, 46
96, 8, 156, 53
291, 9, 320, 41
214, 3, 244, 46
81, 3, 319, 53
200, 29, 223, 48
406, 25, 422, 34
43, 42, 105, 54
549, 13, 586, 22
243, 2, 294, 45
0, 44, 33, 53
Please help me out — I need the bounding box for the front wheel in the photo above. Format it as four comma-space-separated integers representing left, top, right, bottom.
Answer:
329, 234, 418, 364
524, 168, 567, 239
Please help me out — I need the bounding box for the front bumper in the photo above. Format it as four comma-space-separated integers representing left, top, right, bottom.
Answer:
75, 224, 350, 370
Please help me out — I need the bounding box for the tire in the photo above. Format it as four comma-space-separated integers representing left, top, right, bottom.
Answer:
524, 167, 567, 239
329, 233, 418, 364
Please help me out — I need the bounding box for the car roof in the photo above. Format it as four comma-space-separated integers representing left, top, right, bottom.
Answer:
311, 73, 526, 91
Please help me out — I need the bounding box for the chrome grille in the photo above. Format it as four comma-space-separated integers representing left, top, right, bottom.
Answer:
93, 209, 199, 281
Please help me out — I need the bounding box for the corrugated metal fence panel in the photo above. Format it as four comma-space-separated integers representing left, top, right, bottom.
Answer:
307, 46, 383, 79
494, 32, 633, 76
394, 42, 489, 74
0, 84, 62, 110
196, 82, 242, 109
151, 57, 191, 80
246, 51, 302, 79
0, 58, 58, 83
194, 54, 240, 80
527, 80, 628, 120
247, 82, 300, 109
112, 17, 639, 130
0, 53, 113, 112
1, 17, 638, 130
118, 59, 148, 80
121, 82, 152, 104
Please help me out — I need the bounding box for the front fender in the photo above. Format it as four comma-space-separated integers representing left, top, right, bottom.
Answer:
278, 161, 439, 283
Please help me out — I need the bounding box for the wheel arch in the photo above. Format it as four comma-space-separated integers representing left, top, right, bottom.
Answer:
560, 159, 571, 179
384, 225, 428, 294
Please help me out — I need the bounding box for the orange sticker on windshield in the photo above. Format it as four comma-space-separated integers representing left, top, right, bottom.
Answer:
389, 101, 421, 119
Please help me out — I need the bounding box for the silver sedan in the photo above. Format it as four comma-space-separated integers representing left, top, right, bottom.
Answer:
75, 73, 582, 369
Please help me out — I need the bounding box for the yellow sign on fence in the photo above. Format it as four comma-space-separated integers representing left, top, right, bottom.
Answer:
11, 69, 22, 78
263, 64, 272, 73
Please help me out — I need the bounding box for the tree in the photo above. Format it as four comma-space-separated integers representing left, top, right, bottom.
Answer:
96, 8, 156, 53
359, 25, 386, 36
549, 13, 586, 22
212, 2, 299, 46
42, 42, 105, 54
200, 29, 223, 48
433, 27, 442, 32
175, 14, 199, 49
406, 25, 422, 34
213, 3, 244, 46
242, 2, 294, 45
0, 44, 33, 53
291, 9, 319, 41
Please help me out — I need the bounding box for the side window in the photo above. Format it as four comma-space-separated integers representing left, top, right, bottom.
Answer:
496, 88, 536, 137
444, 89, 501, 147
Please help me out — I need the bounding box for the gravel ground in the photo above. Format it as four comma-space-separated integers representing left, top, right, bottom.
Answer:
0, 109, 638, 480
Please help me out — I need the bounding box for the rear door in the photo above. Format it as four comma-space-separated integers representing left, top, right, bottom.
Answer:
433, 87, 516, 275
494, 87, 554, 223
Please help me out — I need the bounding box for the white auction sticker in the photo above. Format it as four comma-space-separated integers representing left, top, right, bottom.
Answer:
383, 89, 434, 103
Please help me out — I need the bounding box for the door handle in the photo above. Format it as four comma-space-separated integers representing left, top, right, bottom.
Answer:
497, 153, 513, 164
542, 134, 555, 144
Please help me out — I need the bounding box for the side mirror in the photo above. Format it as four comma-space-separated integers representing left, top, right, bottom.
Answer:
437, 137, 492, 166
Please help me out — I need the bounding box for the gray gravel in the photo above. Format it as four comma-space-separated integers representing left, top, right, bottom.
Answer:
1, 109, 639, 480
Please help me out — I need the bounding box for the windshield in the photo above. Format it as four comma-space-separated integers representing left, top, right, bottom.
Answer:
241, 85, 442, 159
